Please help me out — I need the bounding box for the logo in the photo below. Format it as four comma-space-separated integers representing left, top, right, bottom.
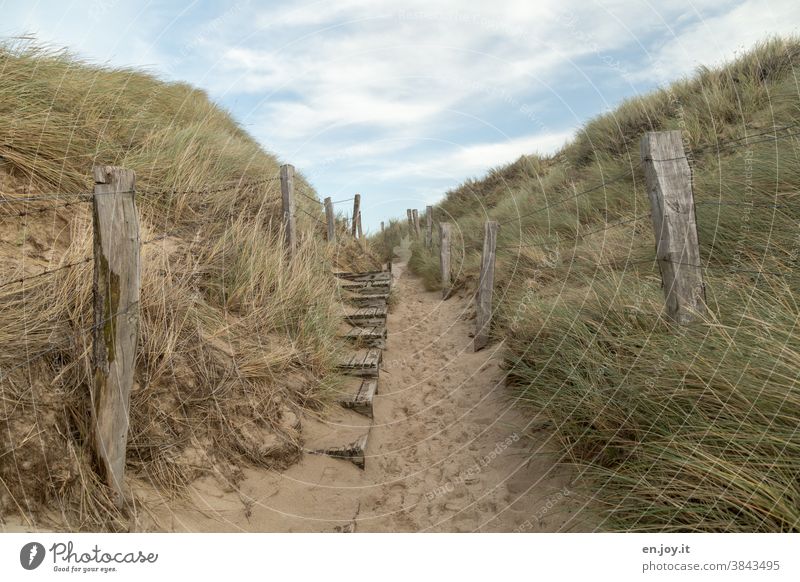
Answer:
20, 542, 46, 570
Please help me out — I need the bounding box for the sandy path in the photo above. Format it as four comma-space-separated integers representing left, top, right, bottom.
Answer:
140, 243, 588, 532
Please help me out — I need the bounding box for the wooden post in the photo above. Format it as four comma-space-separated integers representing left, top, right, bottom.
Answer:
380, 221, 385, 232
280, 164, 296, 257
641, 131, 705, 324
440, 222, 451, 299
425, 205, 433, 248
91, 165, 140, 508
406, 209, 413, 230
352, 194, 361, 238
412, 209, 420, 238
357, 211, 365, 252
324, 196, 335, 242
474, 221, 498, 351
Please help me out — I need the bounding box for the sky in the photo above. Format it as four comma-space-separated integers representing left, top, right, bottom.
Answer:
2, 0, 799, 230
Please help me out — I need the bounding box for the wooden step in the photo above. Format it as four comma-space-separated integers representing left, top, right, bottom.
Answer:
348, 293, 389, 308
342, 325, 386, 349
342, 306, 387, 325
340, 280, 391, 293
313, 433, 368, 469
334, 271, 391, 282
337, 378, 378, 417
337, 349, 381, 377
302, 407, 371, 470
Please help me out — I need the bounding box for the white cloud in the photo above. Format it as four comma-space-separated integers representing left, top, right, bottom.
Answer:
379, 130, 574, 181
4, 0, 796, 227
630, 0, 800, 83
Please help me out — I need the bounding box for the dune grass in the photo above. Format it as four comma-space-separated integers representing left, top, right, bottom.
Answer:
407, 37, 800, 531
0, 41, 379, 530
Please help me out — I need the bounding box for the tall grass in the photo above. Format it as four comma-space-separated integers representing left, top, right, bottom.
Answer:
0, 41, 377, 530
409, 37, 800, 531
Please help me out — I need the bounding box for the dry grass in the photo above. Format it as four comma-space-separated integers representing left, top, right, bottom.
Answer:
0, 40, 378, 530
409, 36, 800, 531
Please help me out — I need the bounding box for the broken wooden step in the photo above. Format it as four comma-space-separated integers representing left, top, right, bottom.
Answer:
336, 378, 377, 417
347, 293, 389, 308
313, 434, 368, 469
334, 271, 391, 282
341, 324, 386, 349
340, 279, 391, 293
342, 306, 387, 326
333, 269, 385, 278
337, 349, 381, 377
302, 406, 371, 469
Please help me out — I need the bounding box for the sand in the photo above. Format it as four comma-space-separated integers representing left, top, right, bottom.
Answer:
136, 242, 593, 532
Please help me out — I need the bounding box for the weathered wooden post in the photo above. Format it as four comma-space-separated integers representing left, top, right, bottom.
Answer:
352, 194, 361, 238
380, 221, 385, 233
474, 221, 498, 351
425, 205, 433, 248
357, 211, 366, 252
280, 164, 296, 258
324, 196, 335, 242
91, 165, 140, 508
406, 209, 413, 230
412, 209, 420, 238
440, 222, 451, 299
641, 131, 705, 324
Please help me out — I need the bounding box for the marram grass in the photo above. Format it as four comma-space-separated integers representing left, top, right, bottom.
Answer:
0, 40, 379, 530
409, 36, 800, 531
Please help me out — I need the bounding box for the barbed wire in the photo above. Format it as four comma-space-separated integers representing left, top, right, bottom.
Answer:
296, 187, 323, 205
0, 301, 142, 383
1, 176, 281, 207
1, 199, 91, 218
0, 257, 93, 291
297, 207, 325, 225
332, 197, 354, 205
139, 175, 280, 197
498, 212, 651, 251
695, 200, 800, 210
142, 230, 185, 245
709, 130, 800, 155
525, 256, 657, 274
0, 192, 94, 204
697, 123, 800, 156
662, 258, 795, 278
497, 164, 641, 227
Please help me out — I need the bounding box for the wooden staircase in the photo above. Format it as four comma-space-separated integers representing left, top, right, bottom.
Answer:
308, 266, 392, 469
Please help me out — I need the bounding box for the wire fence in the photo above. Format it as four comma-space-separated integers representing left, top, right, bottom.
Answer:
0, 163, 370, 295
0, 170, 334, 292
430, 126, 800, 282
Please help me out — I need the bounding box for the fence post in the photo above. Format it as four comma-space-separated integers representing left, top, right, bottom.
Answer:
324, 196, 335, 242
412, 209, 420, 238
440, 222, 451, 299
352, 194, 361, 238
280, 164, 296, 257
407, 209, 413, 230
640, 131, 705, 324
474, 221, 498, 351
91, 165, 140, 508
425, 205, 433, 248
357, 211, 365, 252
380, 221, 385, 232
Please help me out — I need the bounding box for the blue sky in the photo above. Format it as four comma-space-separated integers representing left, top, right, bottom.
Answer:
2, 0, 798, 230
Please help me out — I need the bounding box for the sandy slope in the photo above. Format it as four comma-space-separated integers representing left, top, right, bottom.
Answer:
139, 243, 591, 532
